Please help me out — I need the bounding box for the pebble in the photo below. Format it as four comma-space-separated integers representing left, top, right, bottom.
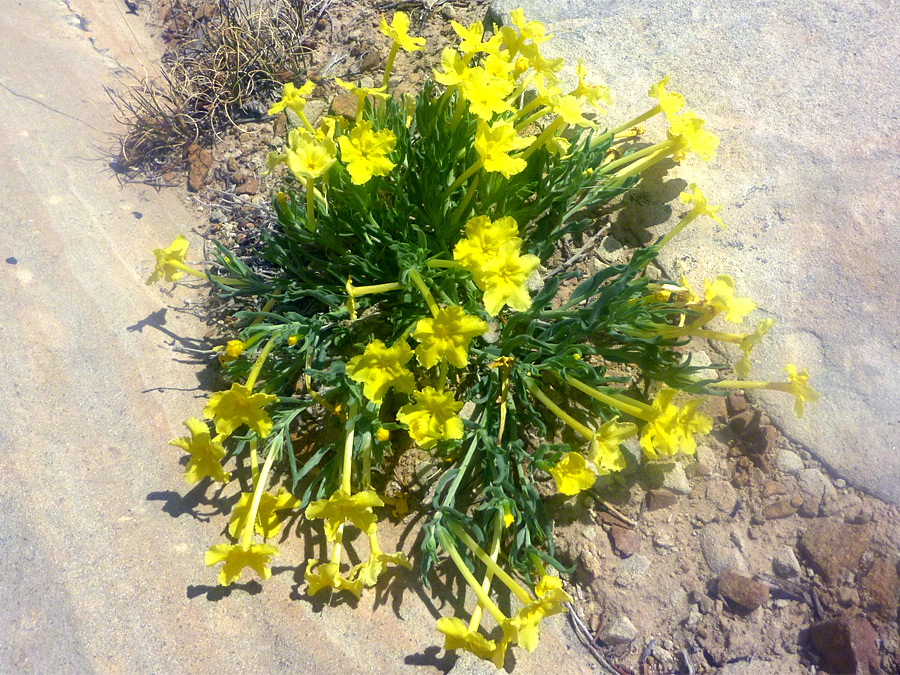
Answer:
718, 570, 770, 611
209, 209, 226, 223
809, 616, 879, 675
798, 519, 872, 583
772, 546, 802, 578
859, 557, 900, 618
597, 235, 625, 263
609, 525, 641, 557
695, 444, 718, 469
615, 554, 651, 587
653, 531, 675, 549
646, 489, 679, 511
600, 616, 638, 644
699, 524, 747, 575
706, 479, 738, 513
836, 586, 860, 608
763, 497, 799, 520
647, 462, 691, 495
797, 468, 836, 499
687, 349, 719, 381
774, 449, 804, 475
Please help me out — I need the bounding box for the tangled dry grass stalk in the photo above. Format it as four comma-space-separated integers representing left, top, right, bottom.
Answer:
110, 0, 326, 181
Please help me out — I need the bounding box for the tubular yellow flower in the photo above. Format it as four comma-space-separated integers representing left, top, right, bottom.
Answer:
305, 559, 363, 598
436, 617, 497, 662
704, 275, 757, 323
639, 388, 712, 459
434, 47, 472, 87
680, 183, 724, 226
587, 418, 637, 473
379, 11, 425, 52
284, 128, 337, 181
146, 234, 190, 285
571, 60, 612, 110
648, 76, 685, 121
267, 80, 316, 117
412, 306, 487, 368
474, 120, 531, 177
460, 67, 515, 120
735, 318, 775, 378
508, 583, 572, 652
169, 417, 231, 485
375, 427, 391, 443
346, 338, 415, 403
203, 383, 277, 438
549, 451, 597, 496
217, 339, 245, 365
668, 110, 720, 162
305, 488, 384, 541
397, 387, 465, 449
205, 542, 279, 585
551, 94, 595, 127
675, 398, 713, 454
534, 574, 562, 598
337, 121, 397, 184
475, 241, 541, 316
452, 215, 521, 275
227, 487, 299, 540
351, 531, 411, 587
784, 364, 820, 417
451, 20, 501, 57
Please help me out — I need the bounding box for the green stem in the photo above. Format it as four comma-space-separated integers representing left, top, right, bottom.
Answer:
450, 523, 532, 605
451, 173, 479, 225
426, 259, 460, 269
353, 281, 403, 296
656, 211, 699, 250
468, 513, 503, 631
441, 429, 480, 510
524, 379, 594, 440
408, 269, 440, 317
341, 404, 358, 493
437, 531, 509, 625
564, 375, 652, 420
443, 159, 483, 200
601, 138, 676, 174
305, 176, 316, 232
382, 43, 399, 89
241, 439, 279, 549
168, 260, 244, 286
437, 360, 448, 392
520, 117, 565, 161
592, 104, 661, 146
514, 103, 550, 132
245, 337, 277, 390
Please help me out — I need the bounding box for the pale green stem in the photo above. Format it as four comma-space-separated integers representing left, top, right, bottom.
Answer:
601, 138, 675, 173
341, 404, 358, 493
610, 142, 678, 182
408, 268, 440, 317
655, 211, 699, 250
468, 513, 503, 631
437, 531, 509, 625
168, 260, 245, 286
451, 173, 479, 224
565, 375, 653, 420
520, 117, 566, 161
437, 360, 448, 392
443, 159, 483, 200
240, 440, 278, 549
426, 259, 460, 269
707, 380, 793, 394
249, 439, 259, 485
524, 379, 594, 440
245, 337, 277, 390
305, 176, 316, 232
298, 110, 315, 133
450, 523, 532, 605
382, 42, 400, 88
592, 104, 662, 147
515, 105, 551, 132
360, 431, 372, 489
353, 281, 403, 296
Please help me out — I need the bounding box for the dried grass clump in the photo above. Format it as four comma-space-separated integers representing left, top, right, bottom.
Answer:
110, 0, 323, 180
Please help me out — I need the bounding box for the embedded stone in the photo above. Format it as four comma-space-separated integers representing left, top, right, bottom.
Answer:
798, 519, 871, 583
609, 525, 641, 557
809, 615, 879, 675
717, 570, 770, 611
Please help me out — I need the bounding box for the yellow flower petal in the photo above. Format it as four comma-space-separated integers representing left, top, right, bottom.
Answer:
168, 417, 230, 485
549, 452, 597, 496
146, 235, 190, 285
412, 306, 487, 368
205, 542, 279, 586
397, 387, 465, 450
203, 383, 277, 438
337, 121, 397, 185
346, 339, 415, 403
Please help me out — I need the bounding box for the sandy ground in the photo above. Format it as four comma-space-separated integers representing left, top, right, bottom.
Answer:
0, 1, 598, 672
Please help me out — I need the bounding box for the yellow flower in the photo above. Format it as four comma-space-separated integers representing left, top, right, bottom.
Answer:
351, 533, 411, 587
217, 339, 244, 365
334, 77, 389, 102
203, 383, 278, 438
784, 364, 819, 417
287, 334, 300, 346
305, 488, 384, 541
452, 215, 521, 275
508, 584, 572, 652
549, 451, 597, 496
305, 559, 363, 598
535, 574, 562, 597
475, 241, 541, 316
587, 418, 637, 474
337, 121, 397, 185
436, 617, 497, 662
434, 48, 472, 87
704, 275, 756, 323
169, 417, 231, 485
397, 387, 465, 450
571, 60, 611, 110
460, 67, 514, 120
375, 427, 391, 443
668, 110, 720, 162
474, 120, 531, 178
412, 306, 487, 368
227, 487, 300, 540
679, 183, 724, 227
551, 95, 595, 127
146, 234, 190, 285
205, 542, 279, 585
451, 20, 504, 57
346, 338, 415, 403
648, 76, 684, 121
510, 8, 551, 45
639, 388, 712, 459
379, 11, 425, 52
267, 80, 316, 117
265, 128, 337, 182
735, 319, 775, 379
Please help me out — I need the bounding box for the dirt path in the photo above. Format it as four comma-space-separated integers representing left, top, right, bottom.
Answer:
0, 2, 595, 672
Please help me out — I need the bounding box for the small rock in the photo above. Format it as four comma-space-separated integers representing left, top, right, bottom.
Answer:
646, 489, 679, 511
775, 449, 804, 475
763, 480, 789, 498
772, 546, 801, 578
726, 393, 749, 417
859, 557, 900, 618
763, 497, 799, 520
797, 468, 836, 501
695, 444, 718, 470
234, 178, 259, 196
698, 595, 714, 614
609, 525, 641, 557
809, 615, 879, 675
706, 479, 737, 513
597, 235, 625, 263
186, 143, 214, 192
601, 616, 638, 645
798, 519, 872, 583
330, 92, 358, 119
304, 99, 327, 125
798, 493, 821, 518
209, 209, 226, 224
836, 587, 860, 608
717, 570, 770, 611
446, 650, 497, 675
699, 524, 747, 575
729, 409, 759, 436
687, 350, 718, 381
615, 554, 651, 587
647, 462, 691, 495
440, 3, 455, 20
654, 531, 675, 549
